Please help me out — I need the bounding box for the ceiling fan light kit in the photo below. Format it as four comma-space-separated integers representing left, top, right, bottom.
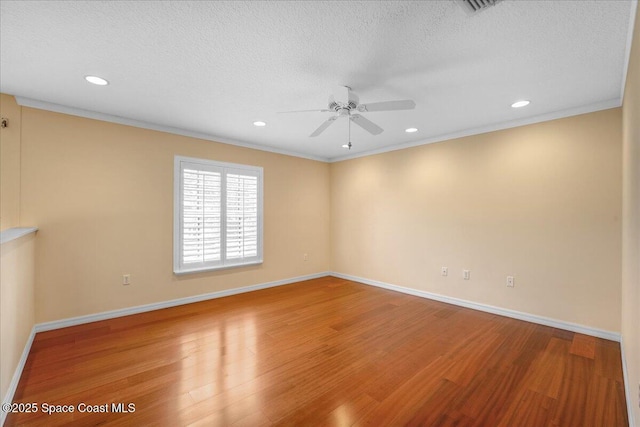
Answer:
279, 86, 416, 149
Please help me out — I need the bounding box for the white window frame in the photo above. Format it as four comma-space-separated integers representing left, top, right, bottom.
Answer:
174, 155, 263, 274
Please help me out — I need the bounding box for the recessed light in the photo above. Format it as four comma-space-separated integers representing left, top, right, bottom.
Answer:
253, 121, 266, 127
405, 127, 418, 133
84, 75, 109, 86
511, 100, 530, 108
341, 144, 350, 148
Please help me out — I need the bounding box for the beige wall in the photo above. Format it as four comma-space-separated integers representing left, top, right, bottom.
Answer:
1, 76, 632, 411
622, 3, 640, 425
0, 94, 22, 231
17, 107, 331, 323
0, 233, 36, 405
331, 109, 622, 332
0, 93, 36, 411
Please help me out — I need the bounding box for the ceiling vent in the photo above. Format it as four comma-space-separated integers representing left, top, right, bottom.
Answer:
457, 0, 502, 14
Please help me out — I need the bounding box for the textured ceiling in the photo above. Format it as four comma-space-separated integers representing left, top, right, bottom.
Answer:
0, 1, 636, 161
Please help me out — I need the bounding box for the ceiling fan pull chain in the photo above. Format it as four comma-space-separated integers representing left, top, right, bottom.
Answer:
348, 115, 352, 150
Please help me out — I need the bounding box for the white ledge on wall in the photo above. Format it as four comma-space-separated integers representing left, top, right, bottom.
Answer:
0, 227, 38, 245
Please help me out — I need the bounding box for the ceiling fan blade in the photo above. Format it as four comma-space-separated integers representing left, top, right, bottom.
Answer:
350, 114, 383, 135
310, 116, 338, 137
357, 100, 416, 112
278, 108, 331, 114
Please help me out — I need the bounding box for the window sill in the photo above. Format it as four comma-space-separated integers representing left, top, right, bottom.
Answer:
0, 227, 38, 245
174, 259, 263, 275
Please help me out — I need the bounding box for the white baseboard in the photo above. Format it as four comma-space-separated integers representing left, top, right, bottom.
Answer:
37, 270, 620, 342
0, 272, 326, 425
1, 326, 36, 426
1, 271, 630, 425
330, 272, 621, 342
620, 338, 637, 427
35, 271, 331, 333
1, 272, 331, 426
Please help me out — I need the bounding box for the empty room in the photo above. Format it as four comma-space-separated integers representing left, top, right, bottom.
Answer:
1, 1, 639, 426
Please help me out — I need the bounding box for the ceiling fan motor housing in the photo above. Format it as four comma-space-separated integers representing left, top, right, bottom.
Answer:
328, 92, 359, 112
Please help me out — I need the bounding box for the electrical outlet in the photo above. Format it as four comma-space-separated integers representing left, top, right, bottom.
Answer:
463, 270, 470, 280
123, 274, 130, 285
303, 253, 308, 261
507, 276, 515, 288
441, 267, 448, 276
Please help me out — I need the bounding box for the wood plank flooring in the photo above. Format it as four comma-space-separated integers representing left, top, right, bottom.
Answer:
5, 277, 628, 426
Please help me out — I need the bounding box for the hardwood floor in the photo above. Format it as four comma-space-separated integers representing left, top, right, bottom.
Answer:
5, 277, 628, 426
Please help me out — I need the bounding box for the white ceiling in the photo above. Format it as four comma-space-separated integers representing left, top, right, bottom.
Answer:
0, 1, 636, 162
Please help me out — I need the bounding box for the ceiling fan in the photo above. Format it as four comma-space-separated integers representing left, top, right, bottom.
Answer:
279, 86, 416, 141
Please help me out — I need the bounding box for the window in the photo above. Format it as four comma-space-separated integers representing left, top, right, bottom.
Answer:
174, 156, 263, 274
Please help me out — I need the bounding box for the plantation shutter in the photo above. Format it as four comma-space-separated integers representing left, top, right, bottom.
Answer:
225, 169, 260, 261
174, 157, 263, 274
181, 163, 223, 269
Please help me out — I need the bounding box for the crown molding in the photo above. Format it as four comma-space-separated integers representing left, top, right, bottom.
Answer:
329, 98, 622, 162
14, 95, 623, 165
14, 96, 330, 163
620, 0, 638, 101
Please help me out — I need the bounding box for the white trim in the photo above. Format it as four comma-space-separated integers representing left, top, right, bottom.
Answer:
34, 272, 330, 332
31, 270, 622, 340
173, 156, 264, 274
173, 260, 264, 276
0, 227, 37, 245
1, 272, 330, 425
329, 99, 621, 162
1, 272, 629, 426
1, 327, 36, 426
15, 96, 624, 166
330, 272, 621, 342
620, 338, 637, 427
621, 0, 638, 102
13, 97, 328, 163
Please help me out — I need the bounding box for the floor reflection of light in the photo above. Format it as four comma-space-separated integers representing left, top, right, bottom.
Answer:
177, 313, 259, 423
332, 403, 352, 427
245, 315, 257, 383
